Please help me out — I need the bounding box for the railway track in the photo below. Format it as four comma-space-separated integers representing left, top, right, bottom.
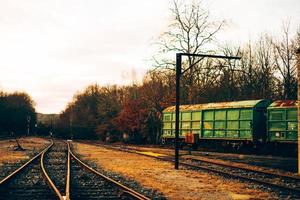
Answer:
41, 140, 68, 199
0, 140, 150, 200
102, 144, 300, 198
68, 142, 150, 200
0, 140, 57, 200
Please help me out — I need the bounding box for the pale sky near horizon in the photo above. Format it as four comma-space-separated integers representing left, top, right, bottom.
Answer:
0, 0, 299, 114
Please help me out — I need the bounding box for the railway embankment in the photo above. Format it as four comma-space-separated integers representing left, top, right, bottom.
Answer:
73, 142, 279, 200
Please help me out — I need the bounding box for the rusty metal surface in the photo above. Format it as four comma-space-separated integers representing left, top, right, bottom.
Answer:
68, 142, 151, 200
164, 99, 267, 112
268, 100, 298, 109
66, 143, 71, 200
40, 142, 64, 200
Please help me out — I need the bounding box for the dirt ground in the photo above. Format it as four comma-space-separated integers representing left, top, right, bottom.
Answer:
120, 145, 296, 177
74, 142, 278, 200
0, 137, 50, 166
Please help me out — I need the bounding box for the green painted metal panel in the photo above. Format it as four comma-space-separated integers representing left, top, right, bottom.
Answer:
227, 130, 239, 138
286, 131, 297, 140
203, 110, 214, 120
214, 121, 226, 129
215, 110, 226, 120
267, 103, 298, 142
163, 113, 172, 121
192, 112, 201, 120
287, 121, 297, 131
163, 130, 172, 136
227, 121, 238, 129
269, 110, 285, 120
203, 121, 213, 129
269, 122, 285, 131
191, 121, 201, 129
164, 122, 171, 129
182, 112, 191, 121
227, 110, 239, 120
214, 130, 226, 137
240, 121, 251, 129
287, 110, 297, 120
240, 130, 252, 138
181, 129, 189, 134
240, 109, 252, 119
203, 130, 213, 137
181, 122, 190, 129
172, 113, 176, 121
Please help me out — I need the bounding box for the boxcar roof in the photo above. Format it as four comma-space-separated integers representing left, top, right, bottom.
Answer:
163, 99, 269, 112
268, 100, 298, 109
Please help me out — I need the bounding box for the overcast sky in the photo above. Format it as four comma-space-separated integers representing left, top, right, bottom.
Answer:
0, 0, 299, 114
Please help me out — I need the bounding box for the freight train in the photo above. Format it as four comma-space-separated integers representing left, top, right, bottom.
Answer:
161, 99, 297, 153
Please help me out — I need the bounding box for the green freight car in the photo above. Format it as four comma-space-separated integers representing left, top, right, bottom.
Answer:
267, 100, 298, 143
161, 99, 271, 146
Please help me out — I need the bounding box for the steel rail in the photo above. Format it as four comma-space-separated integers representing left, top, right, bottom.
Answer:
187, 156, 300, 181
41, 141, 64, 200
121, 145, 300, 182
65, 142, 71, 200
103, 144, 300, 195
68, 142, 151, 200
0, 140, 53, 185
178, 160, 300, 194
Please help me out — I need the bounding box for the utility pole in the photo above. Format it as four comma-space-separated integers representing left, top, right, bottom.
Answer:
174, 53, 241, 169
27, 115, 31, 135
175, 54, 181, 169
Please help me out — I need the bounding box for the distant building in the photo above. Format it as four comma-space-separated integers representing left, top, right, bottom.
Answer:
36, 113, 59, 125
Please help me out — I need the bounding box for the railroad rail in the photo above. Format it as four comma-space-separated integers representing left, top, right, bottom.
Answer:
120, 145, 300, 181
0, 140, 150, 200
67, 141, 150, 200
0, 140, 52, 185
0, 140, 58, 200
101, 144, 300, 197
41, 140, 67, 200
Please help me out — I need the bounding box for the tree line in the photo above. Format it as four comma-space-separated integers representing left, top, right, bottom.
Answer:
54, 72, 174, 143
0, 91, 36, 137
54, 0, 299, 143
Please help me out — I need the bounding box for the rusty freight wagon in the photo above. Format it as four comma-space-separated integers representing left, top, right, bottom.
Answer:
267, 100, 298, 143
161, 99, 271, 149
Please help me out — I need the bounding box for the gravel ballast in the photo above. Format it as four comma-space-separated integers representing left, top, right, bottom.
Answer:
73, 142, 278, 200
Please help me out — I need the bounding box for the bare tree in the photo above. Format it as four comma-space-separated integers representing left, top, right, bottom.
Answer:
272, 22, 298, 99
155, 0, 224, 63
153, 0, 225, 104
216, 35, 278, 101
254, 35, 277, 98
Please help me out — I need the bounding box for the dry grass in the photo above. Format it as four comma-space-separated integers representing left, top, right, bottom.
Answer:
0, 137, 50, 165
74, 142, 277, 200
124, 146, 296, 177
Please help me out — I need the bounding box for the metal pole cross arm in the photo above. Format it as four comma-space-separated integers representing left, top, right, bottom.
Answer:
174, 52, 241, 170
177, 53, 241, 60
